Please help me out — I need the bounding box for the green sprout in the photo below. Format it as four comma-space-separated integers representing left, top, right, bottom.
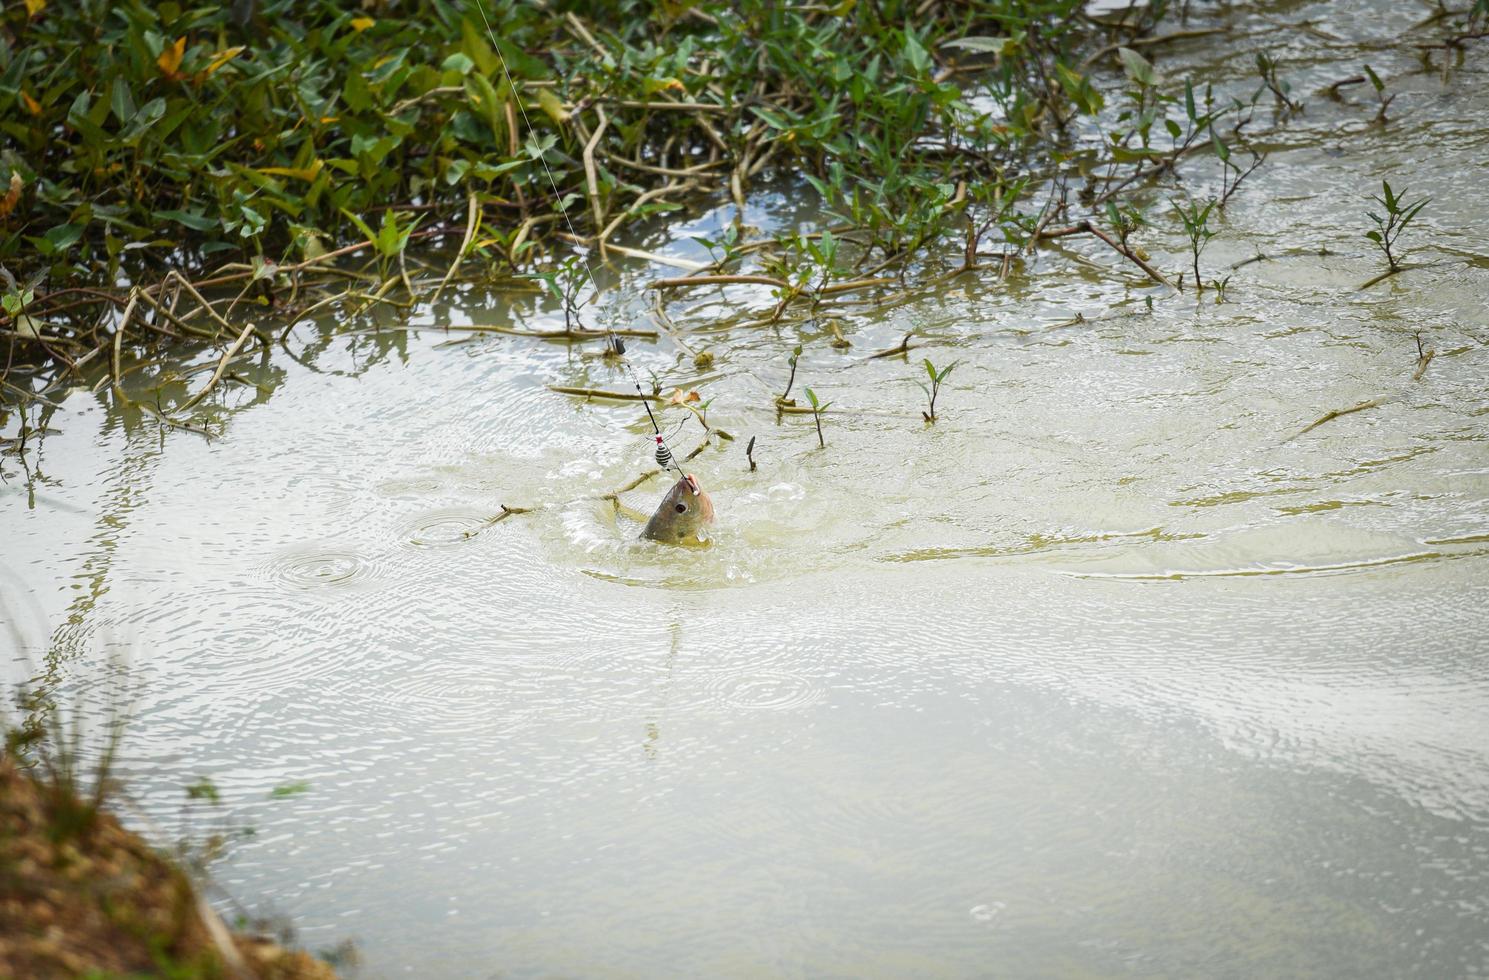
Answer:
1362, 64, 1394, 122
777, 344, 803, 406
804, 387, 830, 448
1365, 180, 1429, 273
1171, 196, 1218, 293
918, 358, 957, 423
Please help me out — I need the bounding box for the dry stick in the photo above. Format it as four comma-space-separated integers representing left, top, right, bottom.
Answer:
1359, 265, 1405, 290
462, 504, 534, 539
598, 179, 699, 244
138, 402, 213, 437
432, 194, 480, 304
1413, 334, 1436, 382
459, 325, 657, 340
820, 277, 896, 296
174, 320, 256, 415
1290, 398, 1388, 440
549, 385, 661, 402
1080, 27, 1227, 69
1081, 221, 1176, 288
111, 290, 139, 406
867, 332, 916, 359
651, 274, 789, 290
564, 10, 609, 59
555, 233, 708, 271
1413, 350, 1436, 382
164, 272, 274, 346
603, 153, 726, 178
582, 106, 611, 240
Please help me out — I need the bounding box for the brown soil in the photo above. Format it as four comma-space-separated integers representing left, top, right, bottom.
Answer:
0, 759, 336, 979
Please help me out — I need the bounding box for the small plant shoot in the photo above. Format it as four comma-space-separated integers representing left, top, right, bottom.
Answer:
1365, 180, 1429, 273
919, 359, 958, 423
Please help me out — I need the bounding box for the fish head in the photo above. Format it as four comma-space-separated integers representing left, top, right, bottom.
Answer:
641, 474, 715, 546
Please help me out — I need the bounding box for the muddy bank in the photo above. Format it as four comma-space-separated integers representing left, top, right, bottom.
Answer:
0, 758, 335, 979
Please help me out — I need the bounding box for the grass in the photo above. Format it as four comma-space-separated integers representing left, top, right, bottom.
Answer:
2, 687, 340, 978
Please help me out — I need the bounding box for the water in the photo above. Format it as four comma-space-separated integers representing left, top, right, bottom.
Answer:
4, 1, 1489, 975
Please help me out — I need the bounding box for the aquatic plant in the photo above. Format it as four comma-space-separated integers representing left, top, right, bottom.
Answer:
1170, 195, 1218, 293
1364, 180, 1429, 273
1362, 64, 1395, 122
778, 344, 803, 406
1254, 51, 1301, 113
804, 387, 829, 448
919, 358, 958, 423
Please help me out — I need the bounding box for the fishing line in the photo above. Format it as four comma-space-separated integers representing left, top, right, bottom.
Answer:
473, 0, 686, 479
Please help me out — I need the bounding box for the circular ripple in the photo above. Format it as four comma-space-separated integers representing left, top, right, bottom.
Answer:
705, 670, 824, 711
374, 476, 444, 498
399, 508, 493, 548
265, 548, 376, 591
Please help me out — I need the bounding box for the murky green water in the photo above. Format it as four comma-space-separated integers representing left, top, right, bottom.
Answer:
5, 1, 1489, 976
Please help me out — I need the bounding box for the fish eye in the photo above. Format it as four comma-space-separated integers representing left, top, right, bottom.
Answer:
675, 503, 688, 513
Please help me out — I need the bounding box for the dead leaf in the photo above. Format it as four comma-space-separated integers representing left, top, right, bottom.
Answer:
256, 159, 324, 182
157, 36, 187, 81
351, 16, 375, 32
21, 91, 40, 115
666, 388, 701, 406
0, 172, 22, 219
195, 45, 245, 84
23, 0, 45, 15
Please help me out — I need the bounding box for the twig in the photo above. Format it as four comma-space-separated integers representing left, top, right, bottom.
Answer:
650, 274, 789, 290
1081, 220, 1176, 288
867, 331, 916, 359
454, 325, 657, 340
174, 321, 256, 414
432, 191, 480, 303
1413, 333, 1436, 382
581, 105, 610, 233
1290, 397, 1387, 439
461, 504, 533, 539
548, 385, 660, 401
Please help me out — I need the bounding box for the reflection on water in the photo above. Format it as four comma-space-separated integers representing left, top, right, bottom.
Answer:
4, 0, 1489, 975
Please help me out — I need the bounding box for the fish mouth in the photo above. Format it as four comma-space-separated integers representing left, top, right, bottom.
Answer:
686, 474, 715, 524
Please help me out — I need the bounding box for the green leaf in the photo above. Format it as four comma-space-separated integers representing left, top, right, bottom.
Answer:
341, 209, 378, 247
270, 781, 310, 799
1363, 64, 1384, 94
1211, 129, 1230, 163
1117, 47, 1155, 87
110, 76, 136, 125
805, 387, 820, 409
441, 52, 475, 76
940, 36, 1010, 55
154, 208, 218, 231
122, 97, 167, 143
42, 223, 82, 254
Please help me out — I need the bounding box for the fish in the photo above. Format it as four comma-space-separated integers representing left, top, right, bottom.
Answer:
641, 474, 715, 546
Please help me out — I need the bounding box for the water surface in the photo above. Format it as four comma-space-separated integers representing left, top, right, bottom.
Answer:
3, 1, 1489, 976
